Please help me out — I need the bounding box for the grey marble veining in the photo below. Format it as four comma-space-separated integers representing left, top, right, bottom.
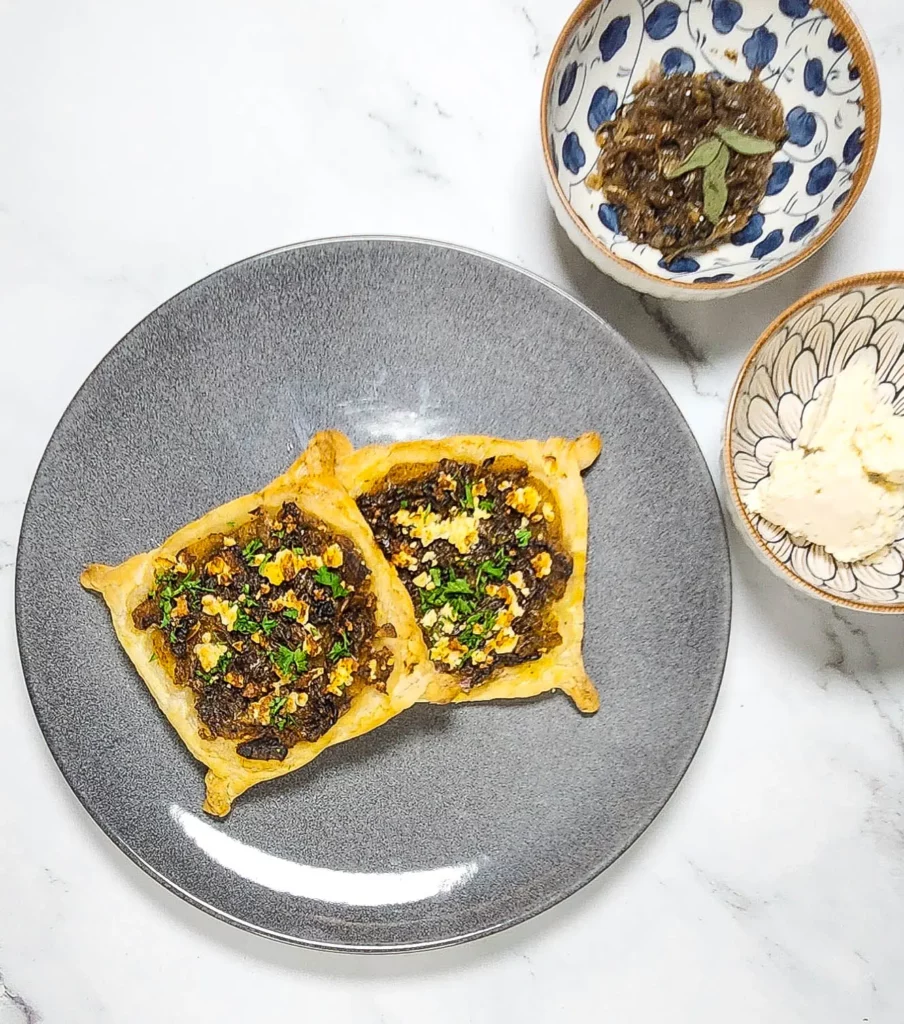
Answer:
0, 971, 39, 1024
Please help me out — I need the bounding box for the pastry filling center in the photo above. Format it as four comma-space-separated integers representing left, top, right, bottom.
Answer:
131, 502, 394, 761
356, 459, 572, 688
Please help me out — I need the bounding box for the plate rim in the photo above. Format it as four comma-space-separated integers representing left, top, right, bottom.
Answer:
15, 235, 732, 953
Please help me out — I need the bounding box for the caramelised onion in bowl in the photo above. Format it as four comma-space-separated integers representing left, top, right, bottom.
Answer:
542, 0, 879, 300
586, 69, 787, 260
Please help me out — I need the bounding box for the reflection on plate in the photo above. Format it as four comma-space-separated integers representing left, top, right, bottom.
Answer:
170, 803, 484, 907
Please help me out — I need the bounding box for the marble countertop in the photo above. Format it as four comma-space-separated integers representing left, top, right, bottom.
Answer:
2, 0, 902, 1020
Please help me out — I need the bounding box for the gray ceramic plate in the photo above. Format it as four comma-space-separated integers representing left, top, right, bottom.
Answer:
17, 238, 730, 951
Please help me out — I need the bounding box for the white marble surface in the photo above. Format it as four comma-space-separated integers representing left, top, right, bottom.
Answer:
1, 0, 903, 1020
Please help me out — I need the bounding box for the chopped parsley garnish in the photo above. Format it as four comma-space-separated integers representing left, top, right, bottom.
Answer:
233, 609, 259, 634
149, 653, 157, 663
419, 568, 477, 617
515, 528, 531, 547
475, 548, 512, 593
328, 630, 352, 663
459, 609, 497, 650
461, 481, 494, 513
271, 644, 308, 677
282, 608, 299, 621
269, 695, 289, 730
482, 549, 511, 579
241, 538, 264, 562
154, 568, 214, 629
400, 499, 409, 509
196, 649, 233, 685
417, 570, 500, 651
443, 578, 474, 594
260, 616, 279, 637
314, 565, 349, 598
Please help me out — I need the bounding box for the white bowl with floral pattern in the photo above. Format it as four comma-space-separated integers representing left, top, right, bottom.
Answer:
724, 272, 904, 612
541, 0, 880, 300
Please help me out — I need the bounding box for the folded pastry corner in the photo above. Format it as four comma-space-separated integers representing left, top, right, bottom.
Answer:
81, 459, 429, 816
298, 429, 601, 713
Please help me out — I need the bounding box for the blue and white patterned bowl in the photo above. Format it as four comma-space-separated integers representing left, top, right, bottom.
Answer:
725, 272, 904, 613
541, 0, 880, 300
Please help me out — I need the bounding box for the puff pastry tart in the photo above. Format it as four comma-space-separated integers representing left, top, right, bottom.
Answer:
81, 460, 428, 816
294, 431, 602, 713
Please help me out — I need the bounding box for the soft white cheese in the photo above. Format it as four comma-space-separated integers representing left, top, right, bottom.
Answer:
856, 415, 904, 484
798, 362, 879, 451
745, 363, 904, 563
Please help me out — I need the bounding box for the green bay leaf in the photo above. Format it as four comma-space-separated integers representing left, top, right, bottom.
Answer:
663, 136, 723, 179
715, 125, 777, 156
702, 142, 730, 224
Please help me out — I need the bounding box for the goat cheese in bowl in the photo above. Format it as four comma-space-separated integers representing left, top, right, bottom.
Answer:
744, 362, 904, 563
725, 272, 904, 612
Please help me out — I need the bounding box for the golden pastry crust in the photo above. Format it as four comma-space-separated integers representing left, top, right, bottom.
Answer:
291, 431, 601, 713
81, 459, 429, 816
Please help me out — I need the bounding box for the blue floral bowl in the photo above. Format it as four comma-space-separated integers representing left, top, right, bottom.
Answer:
541, 0, 880, 300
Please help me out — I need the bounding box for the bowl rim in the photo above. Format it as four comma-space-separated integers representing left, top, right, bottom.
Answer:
723, 269, 904, 614
540, 0, 882, 294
